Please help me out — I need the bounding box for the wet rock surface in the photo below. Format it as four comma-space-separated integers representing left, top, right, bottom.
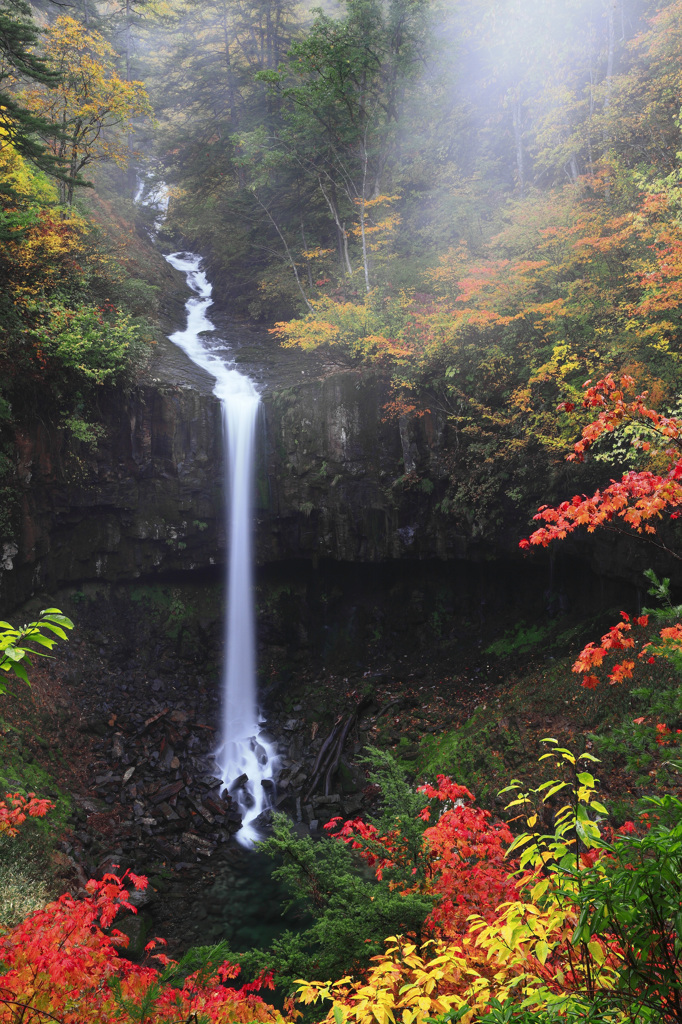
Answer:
12, 614, 370, 953
11, 573, 493, 955
3, 356, 460, 614
3, 549, 632, 956
2, 257, 663, 623
0, 270, 470, 617
53, 640, 244, 902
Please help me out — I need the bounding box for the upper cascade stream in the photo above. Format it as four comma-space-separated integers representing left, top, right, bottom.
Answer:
164, 251, 277, 846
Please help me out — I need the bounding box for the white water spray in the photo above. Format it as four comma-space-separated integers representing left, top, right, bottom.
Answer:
164, 252, 277, 846
135, 175, 169, 229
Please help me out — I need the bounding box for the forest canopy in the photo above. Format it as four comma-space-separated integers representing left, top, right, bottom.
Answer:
117, 0, 682, 536
3, 0, 682, 541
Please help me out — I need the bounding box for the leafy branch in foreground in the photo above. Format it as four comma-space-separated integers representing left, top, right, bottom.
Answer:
520, 375, 682, 689
521, 374, 682, 558
0, 608, 73, 689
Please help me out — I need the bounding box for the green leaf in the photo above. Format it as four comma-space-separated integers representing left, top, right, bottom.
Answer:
576, 817, 601, 845
36, 623, 67, 640
507, 832, 535, 853
3, 646, 25, 663
530, 878, 550, 902
498, 782, 522, 794
26, 635, 57, 649
542, 781, 569, 801
535, 939, 549, 965
10, 662, 29, 684
587, 940, 606, 966
41, 613, 73, 628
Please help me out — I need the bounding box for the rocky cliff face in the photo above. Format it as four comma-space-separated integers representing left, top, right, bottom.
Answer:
257, 369, 453, 563
3, 382, 223, 610
5, 329, 670, 614
1, 348, 457, 611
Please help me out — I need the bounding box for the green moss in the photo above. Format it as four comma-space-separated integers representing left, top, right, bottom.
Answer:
0, 845, 51, 926
484, 621, 552, 657
0, 726, 72, 833
410, 707, 521, 803
0, 719, 74, 926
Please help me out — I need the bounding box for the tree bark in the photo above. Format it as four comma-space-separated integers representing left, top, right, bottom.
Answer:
254, 194, 314, 312
319, 178, 353, 277
359, 142, 371, 292
512, 94, 525, 191
222, 6, 239, 127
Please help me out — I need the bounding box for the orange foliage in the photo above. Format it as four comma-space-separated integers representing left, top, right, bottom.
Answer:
521, 375, 682, 551
522, 375, 682, 688
327, 776, 519, 945
0, 869, 284, 1024
0, 792, 54, 837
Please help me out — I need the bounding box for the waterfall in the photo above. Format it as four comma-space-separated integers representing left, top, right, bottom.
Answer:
164, 252, 277, 846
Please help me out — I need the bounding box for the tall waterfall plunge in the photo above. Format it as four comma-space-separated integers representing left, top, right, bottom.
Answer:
165, 252, 277, 846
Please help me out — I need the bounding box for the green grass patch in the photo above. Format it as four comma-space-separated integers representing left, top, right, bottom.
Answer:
0, 833, 52, 926
409, 644, 682, 815
0, 722, 72, 926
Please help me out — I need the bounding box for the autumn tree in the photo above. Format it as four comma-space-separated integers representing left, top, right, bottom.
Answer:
521, 373, 682, 691
23, 16, 151, 204
0, 0, 68, 180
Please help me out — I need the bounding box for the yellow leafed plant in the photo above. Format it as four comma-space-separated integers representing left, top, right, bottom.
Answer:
295, 935, 516, 1024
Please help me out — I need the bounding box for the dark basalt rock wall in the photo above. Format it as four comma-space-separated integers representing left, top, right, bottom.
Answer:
257, 369, 454, 563
3, 384, 223, 610
1, 357, 462, 611
2, 350, 670, 613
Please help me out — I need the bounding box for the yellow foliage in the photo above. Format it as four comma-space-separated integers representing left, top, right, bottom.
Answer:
271, 295, 411, 363
0, 143, 88, 307
22, 17, 151, 198
296, 937, 494, 1024
302, 248, 335, 260
354, 195, 401, 209
0, 144, 57, 205
272, 318, 341, 351
292, 750, 636, 1024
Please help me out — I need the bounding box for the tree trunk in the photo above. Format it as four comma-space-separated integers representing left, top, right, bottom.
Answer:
222, 7, 239, 127
603, 0, 615, 112
567, 153, 579, 181
68, 142, 78, 205
301, 218, 313, 289
265, 2, 273, 69
255, 195, 314, 313
602, 0, 616, 199
359, 143, 371, 293
125, 0, 132, 81
319, 178, 353, 277
512, 95, 525, 191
